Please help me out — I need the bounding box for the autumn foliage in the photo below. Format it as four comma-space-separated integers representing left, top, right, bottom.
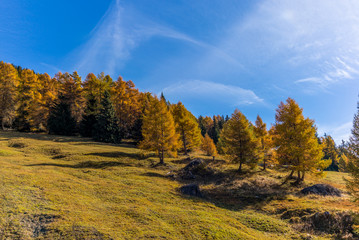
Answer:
0, 61, 341, 173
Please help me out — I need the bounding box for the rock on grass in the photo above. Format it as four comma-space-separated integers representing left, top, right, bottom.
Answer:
300, 184, 341, 197
179, 184, 203, 198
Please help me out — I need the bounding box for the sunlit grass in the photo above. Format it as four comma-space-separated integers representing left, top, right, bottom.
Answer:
0, 131, 351, 239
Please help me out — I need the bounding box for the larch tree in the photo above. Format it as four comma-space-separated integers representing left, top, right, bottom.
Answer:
274, 98, 329, 184
220, 109, 259, 172
338, 153, 349, 172
112, 77, 142, 139
92, 90, 122, 143
15, 69, 40, 131
32, 73, 59, 131
139, 96, 179, 164
254, 115, 269, 170
57, 72, 85, 124
201, 133, 217, 158
0, 62, 19, 129
321, 134, 339, 171
171, 102, 201, 155
82, 73, 113, 105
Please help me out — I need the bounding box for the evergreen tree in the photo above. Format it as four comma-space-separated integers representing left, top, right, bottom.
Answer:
209, 116, 220, 144
92, 91, 122, 143
47, 95, 77, 136
171, 102, 201, 155
219, 109, 259, 172
139, 96, 179, 164
346, 101, 359, 200
198, 116, 207, 136
0, 62, 19, 129
79, 94, 98, 137
274, 98, 329, 183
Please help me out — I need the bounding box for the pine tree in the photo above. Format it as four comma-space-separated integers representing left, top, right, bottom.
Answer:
139, 96, 179, 164
79, 93, 98, 137
47, 95, 77, 136
92, 91, 122, 143
171, 102, 201, 155
274, 98, 329, 184
220, 109, 259, 172
201, 133, 217, 157
209, 116, 220, 144
0, 62, 19, 129
346, 101, 359, 200
197, 116, 207, 136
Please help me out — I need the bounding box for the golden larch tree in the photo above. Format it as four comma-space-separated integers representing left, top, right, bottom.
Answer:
112, 77, 141, 138
201, 133, 217, 157
0, 62, 19, 129
171, 102, 201, 155
32, 73, 59, 130
139, 96, 179, 164
274, 98, 329, 184
16, 69, 41, 131
220, 109, 259, 172
56, 72, 85, 124
254, 115, 269, 170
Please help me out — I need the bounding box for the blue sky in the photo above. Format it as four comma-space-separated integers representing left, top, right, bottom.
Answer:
1, 0, 359, 143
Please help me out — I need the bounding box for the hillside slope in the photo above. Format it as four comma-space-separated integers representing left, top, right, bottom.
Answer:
0, 131, 353, 239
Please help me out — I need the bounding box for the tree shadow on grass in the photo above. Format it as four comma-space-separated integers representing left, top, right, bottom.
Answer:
27, 160, 131, 169
141, 172, 168, 179
85, 151, 156, 160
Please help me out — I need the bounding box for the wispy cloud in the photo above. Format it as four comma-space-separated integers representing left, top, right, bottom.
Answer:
215, 0, 359, 91
162, 80, 263, 106
317, 121, 352, 144
70, 0, 242, 76
40, 62, 63, 74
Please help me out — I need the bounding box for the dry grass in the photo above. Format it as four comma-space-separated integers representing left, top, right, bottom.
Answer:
0, 131, 354, 239
0, 131, 303, 240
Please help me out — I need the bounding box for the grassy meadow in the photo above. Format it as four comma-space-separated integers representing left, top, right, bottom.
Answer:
0, 131, 356, 239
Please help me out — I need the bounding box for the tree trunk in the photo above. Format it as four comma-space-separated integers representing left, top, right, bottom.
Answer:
1, 118, 4, 131
238, 161, 243, 172
263, 158, 266, 171
159, 149, 164, 164
182, 129, 188, 155
282, 170, 294, 184
301, 171, 305, 181
294, 171, 302, 185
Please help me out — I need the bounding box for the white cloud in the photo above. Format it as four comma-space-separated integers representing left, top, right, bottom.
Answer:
216, 0, 359, 90
162, 80, 263, 106
317, 121, 352, 144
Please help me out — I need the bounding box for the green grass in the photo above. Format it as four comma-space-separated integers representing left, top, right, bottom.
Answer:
0, 131, 351, 239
